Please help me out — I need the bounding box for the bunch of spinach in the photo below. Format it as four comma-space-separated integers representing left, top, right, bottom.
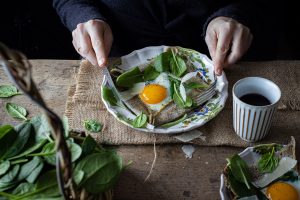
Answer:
255, 145, 281, 173
0, 115, 124, 199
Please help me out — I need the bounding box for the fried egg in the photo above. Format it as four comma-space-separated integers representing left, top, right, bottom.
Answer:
139, 72, 172, 112
262, 179, 300, 200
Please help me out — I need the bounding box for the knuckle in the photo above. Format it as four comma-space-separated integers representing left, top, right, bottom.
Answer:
81, 47, 91, 55
76, 23, 84, 31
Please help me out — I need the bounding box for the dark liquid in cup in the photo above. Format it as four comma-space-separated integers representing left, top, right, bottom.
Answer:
240, 93, 271, 106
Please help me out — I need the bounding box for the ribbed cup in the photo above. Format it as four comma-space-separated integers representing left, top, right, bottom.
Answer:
232, 77, 281, 142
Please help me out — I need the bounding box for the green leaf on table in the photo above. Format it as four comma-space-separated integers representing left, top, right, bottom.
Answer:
258, 147, 279, 173
75, 151, 123, 193
227, 154, 252, 189
153, 51, 171, 72
5, 102, 28, 121
132, 113, 147, 128
17, 170, 60, 199
73, 170, 84, 185
3, 122, 32, 160
184, 82, 208, 90
12, 182, 35, 195
83, 119, 102, 133
0, 85, 21, 98
26, 161, 44, 183
102, 86, 119, 107
17, 157, 42, 181
0, 125, 18, 161
161, 114, 187, 128
116, 66, 144, 88
170, 50, 187, 77
144, 65, 160, 81
81, 135, 98, 158
0, 164, 20, 191
0, 161, 10, 176
30, 115, 52, 142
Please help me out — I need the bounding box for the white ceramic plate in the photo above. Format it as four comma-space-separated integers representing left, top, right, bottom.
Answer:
101, 46, 228, 134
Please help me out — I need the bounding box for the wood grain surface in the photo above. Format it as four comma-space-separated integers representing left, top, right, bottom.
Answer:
1, 59, 285, 200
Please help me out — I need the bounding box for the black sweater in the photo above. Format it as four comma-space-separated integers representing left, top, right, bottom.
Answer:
53, 0, 262, 56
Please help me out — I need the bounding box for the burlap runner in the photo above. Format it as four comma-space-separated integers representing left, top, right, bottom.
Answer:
65, 60, 300, 147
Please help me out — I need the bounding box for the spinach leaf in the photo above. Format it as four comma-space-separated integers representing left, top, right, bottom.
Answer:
102, 86, 119, 107
5, 103, 28, 121
227, 154, 252, 189
185, 82, 208, 90
30, 115, 52, 142
75, 151, 123, 193
81, 135, 98, 158
132, 113, 147, 128
3, 123, 32, 160
83, 119, 102, 133
0, 85, 21, 98
258, 147, 279, 173
116, 66, 144, 88
0, 161, 10, 176
170, 50, 187, 77
254, 143, 283, 155
0, 165, 20, 191
144, 65, 160, 81
67, 140, 82, 163
17, 170, 60, 199
161, 114, 187, 128
26, 162, 44, 183
12, 182, 35, 195
172, 84, 192, 108
17, 157, 42, 181
0, 125, 17, 160
153, 51, 171, 72
73, 170, 84, 185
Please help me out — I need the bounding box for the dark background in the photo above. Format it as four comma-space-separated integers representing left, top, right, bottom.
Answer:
0, 0, 299, 60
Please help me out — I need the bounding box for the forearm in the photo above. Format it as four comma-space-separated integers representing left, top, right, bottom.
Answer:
53, 0, 106, 31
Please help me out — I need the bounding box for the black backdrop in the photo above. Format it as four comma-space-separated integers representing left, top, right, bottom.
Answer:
0, 0, 299, 60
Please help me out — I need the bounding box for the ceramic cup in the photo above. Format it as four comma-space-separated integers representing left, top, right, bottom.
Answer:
232, 77, 281, 142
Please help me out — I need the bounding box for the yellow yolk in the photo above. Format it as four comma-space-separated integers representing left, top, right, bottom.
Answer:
139, 84, 167, 104
266, 182, 299, 200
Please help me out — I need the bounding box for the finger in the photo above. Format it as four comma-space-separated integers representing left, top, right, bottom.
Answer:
103, 26, 113, 58
226, 29, 252, 66
87, 22, 107, 67
205, 30, 217, 59
213, 29, 233, 76
78, 33, 97, 66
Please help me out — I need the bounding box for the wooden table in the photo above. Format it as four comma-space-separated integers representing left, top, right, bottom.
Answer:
0, 60, 258, 200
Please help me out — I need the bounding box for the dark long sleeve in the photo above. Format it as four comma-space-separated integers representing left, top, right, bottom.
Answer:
53, 0, 106, 31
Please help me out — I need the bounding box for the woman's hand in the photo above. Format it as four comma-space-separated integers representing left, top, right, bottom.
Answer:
72, 19, 113, 67
205, 17, 253, 75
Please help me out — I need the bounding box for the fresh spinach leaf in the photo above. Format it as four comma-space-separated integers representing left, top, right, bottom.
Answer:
153, 51, 171, 72
132, 113, 147, 128
81, 135, 98, 158
0, 125, 17, 160
258, 147, 279, 173
0, 165, 20, 191
172, 83, 192, 108
73, 170, 84, 185
0, 161, 10, 176
116, 66, 144, 88
12, 182, 35, 195
25, 162, 44, 183
170, 50, 187, 77
17, 170, 60, 199
30, 115, 52, 142
161, 114, 187, 128
227, 154, 252, 189
5, 103, 28, 121
102, 86, 119, 107
67, 140, 82, 163
17, 157, 42, 181
83, 119, 102, 133
184, 82, 208, 90
3, 122, 32, 160
75, 151, 123, 193
0, 85, 21, 98
254, 143, 283, 155
144, 65, 160, 81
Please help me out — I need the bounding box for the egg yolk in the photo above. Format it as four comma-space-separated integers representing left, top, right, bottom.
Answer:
139, 84, 167, 104
266, 182, 298, 200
